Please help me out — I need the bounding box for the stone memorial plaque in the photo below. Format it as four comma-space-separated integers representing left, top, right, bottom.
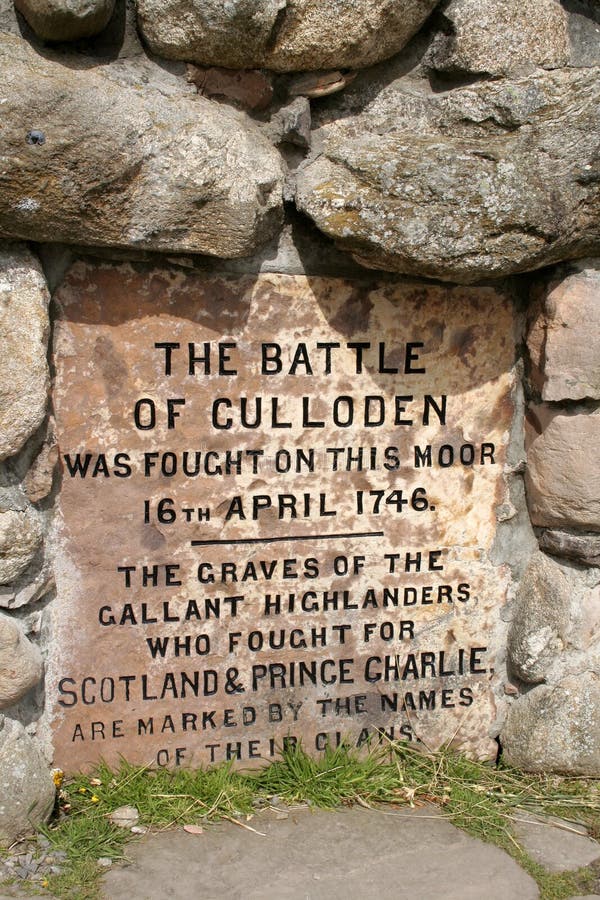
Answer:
48, 264, 516, 771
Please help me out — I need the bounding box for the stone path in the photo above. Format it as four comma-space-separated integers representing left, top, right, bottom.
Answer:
99, 805, 585, 900
512, 811, 600, 873
2, 805, 600, 899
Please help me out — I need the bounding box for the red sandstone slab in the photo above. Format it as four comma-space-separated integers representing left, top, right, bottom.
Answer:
47, 265, 516, 771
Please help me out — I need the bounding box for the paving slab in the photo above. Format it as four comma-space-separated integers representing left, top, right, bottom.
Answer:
101, 806, 540, 900
512, 812, 600, 873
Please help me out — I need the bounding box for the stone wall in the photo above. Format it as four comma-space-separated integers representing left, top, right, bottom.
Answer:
0, 0, 598, 841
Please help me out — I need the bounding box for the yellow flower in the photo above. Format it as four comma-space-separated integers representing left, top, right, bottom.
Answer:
41, 879, 49, 888
52, 768, 64, 789
90, 795, 100, 803
78, 787, 87, 794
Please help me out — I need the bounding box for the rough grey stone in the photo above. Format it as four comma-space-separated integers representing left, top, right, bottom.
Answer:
109, 806, 139, 828
565, 0, 600, 67
13, 0, 115, 41
538, 529, 600, 567
0, 613, 43, 709
0, 34, 284, 257
0, 716, 55, 843
427, 0, 570, 76
512, 812, 600, 873
528, 261, 600, 402
525, 405, 600, 532
0, 492, 43, 585
0, 244, 49, 461
22, 434, 58, 504
0, 0, 22, 32
2, 0, 143, 59
59, 0, 147, 61
502, 672, 600, 774
0, 565, 54, 612
265, 97, 312, 148
188, 209, 370, 278
296, 67, 600, 283
508, 552, 600, 686
508, 553, 570, 684
32, 207, 368, 279
0, 587, 15, 609
136, 0, 440, 73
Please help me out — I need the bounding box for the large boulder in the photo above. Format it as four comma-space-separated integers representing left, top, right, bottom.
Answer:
0, 613, 43, 709
136, 0, 440, 72
0, 244, 50, 461
528, 262, 600, 402
14, 0, 115, 41
0, 716, 55, 843
426, 0, 570, 76
0, 34, 284, 257
502, 673, 600, 774
296, 67, 600, 283
525, 405, 600, 531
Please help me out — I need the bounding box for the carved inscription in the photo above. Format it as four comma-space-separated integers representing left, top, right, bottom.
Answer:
48, 267, 515, 770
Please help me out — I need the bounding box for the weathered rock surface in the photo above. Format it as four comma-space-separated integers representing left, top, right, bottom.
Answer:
2, 0, 145, 60
508, 552, 600, 684
502, 672, 600, 774
265, 97, 312, 148
566, 0, 600, 67
0, 492, 43, 585
426, 0, 570, 76
136, 0, 440, 72
528, 262, 600, 402
0, 613, 43, 708
22, 434, 59, 504
297, 67, 600, 283
14, 0, 115, 41
0, 565, 54, 612
538, 528, 600, 567
0, 0, 22, 33
525, 405, 600, 531
508, 553, 570, 684
0, 34, 284, 257
0, 715, 55, 843
0, 244, 49, 461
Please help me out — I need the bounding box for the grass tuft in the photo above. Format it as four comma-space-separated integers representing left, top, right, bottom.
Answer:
13, 742, 597, 900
